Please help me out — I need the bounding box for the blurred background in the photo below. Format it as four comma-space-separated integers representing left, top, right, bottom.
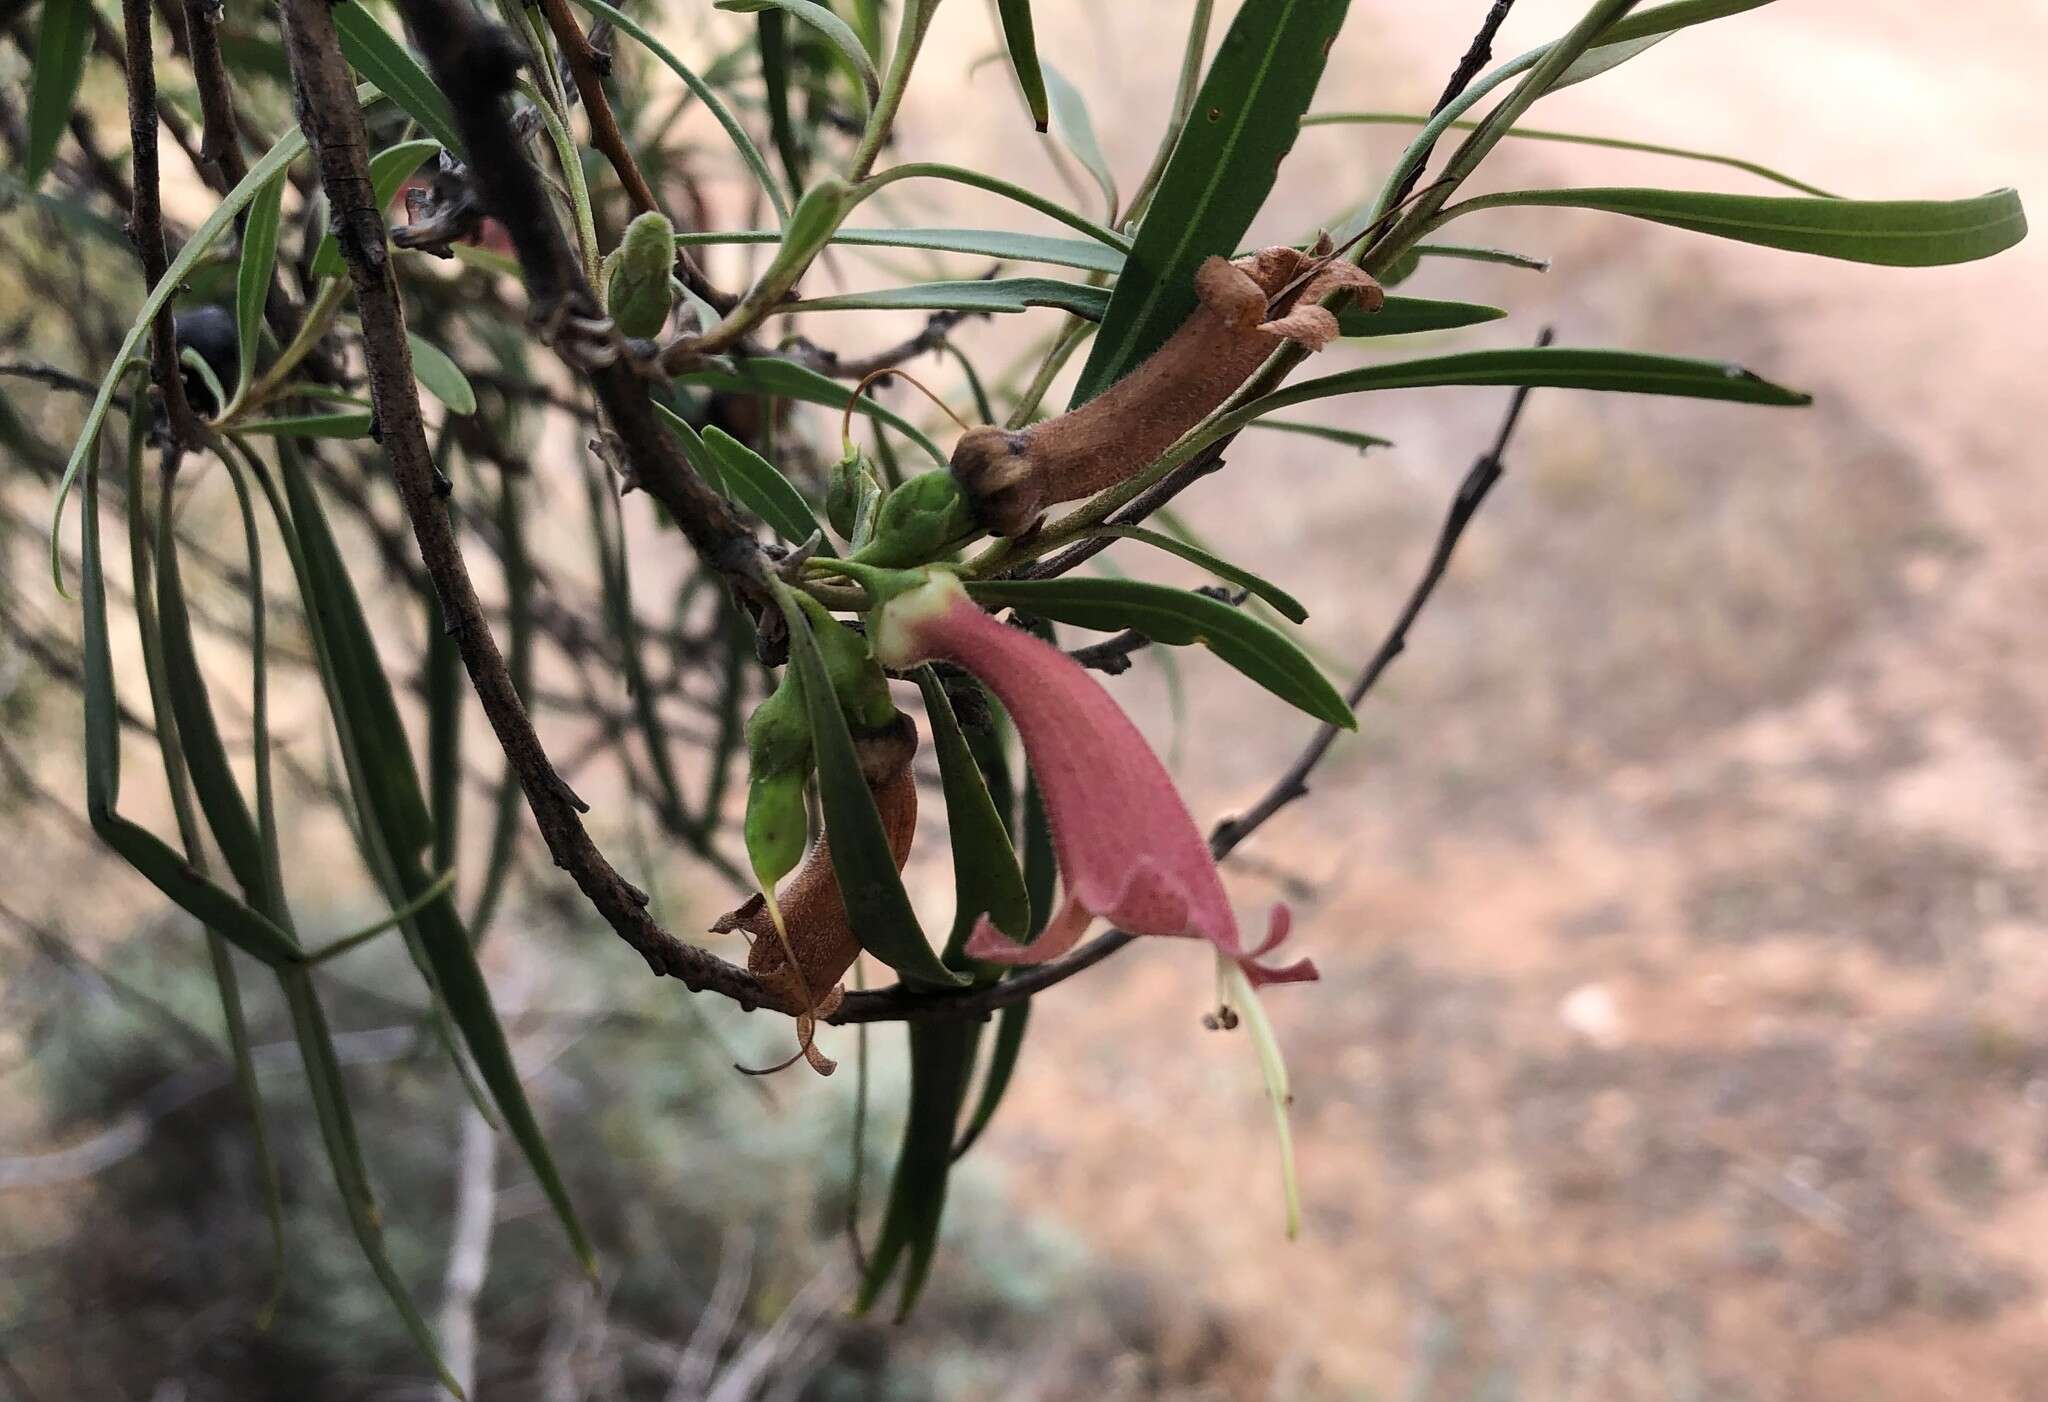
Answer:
3, 1, 2044, 1398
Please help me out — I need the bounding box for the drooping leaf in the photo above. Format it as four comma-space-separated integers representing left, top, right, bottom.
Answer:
23, 0, 93, 186
78, 433, 302, 968
406, 332, 477, 414
993, 0, 1049, 131
675, 358, 947, 464
279, 971, 468, 1397
1093, 525, 1309, 624
673, 224, 1126, 273
1043, 61, 1117, 218
1444, 186, 2028, 268
786, 277, 1109, 320
154, 472, 271, 905
1071, 0, 1352, 404
232, 170, 288, 409
311, 138, 438, 279
715, 0, 880, 114
915, 669, 1030, 962
859, 1020, 978, 1319
952, 1001, 1028, 1160
332, 0, 464, 155
775, 585, 966, 987
966, 578, 1354, 728
270, 447, 596, 1274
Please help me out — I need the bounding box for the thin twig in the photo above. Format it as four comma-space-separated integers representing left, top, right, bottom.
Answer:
180, 0, 249, 188
835, 329, 1554, 1024
118, 0, 203, 448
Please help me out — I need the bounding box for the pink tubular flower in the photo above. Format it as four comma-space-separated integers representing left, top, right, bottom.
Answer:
869, 572, 1318, 988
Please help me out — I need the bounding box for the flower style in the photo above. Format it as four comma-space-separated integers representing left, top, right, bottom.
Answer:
869, 572, 1317, 988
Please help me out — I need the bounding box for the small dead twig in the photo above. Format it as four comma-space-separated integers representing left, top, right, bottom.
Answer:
118, 0, 203, 449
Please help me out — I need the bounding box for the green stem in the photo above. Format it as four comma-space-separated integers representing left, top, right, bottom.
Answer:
846, 0, 943, 181
1121, 0, 1213, 229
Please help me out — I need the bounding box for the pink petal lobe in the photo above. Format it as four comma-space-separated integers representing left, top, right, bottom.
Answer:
963, 894, 1094, 967
874, 574, 1318, 987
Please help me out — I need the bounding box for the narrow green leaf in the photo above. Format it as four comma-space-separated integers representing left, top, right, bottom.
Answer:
574, 0, 789, 224
993, 0, 1049, 131
651, 407, 832, 549
1337, 294, 1507, 339
51, 127, 309, 593
126, 418, 289, 1310
1072, 0, 1351, 404
715, 0, 879, 113
914, 669, 1030, 963
332, 1, 463, 156
1565, 0, 1778, 84
703, 425, 834, 552
24, 0, 93, 186
967, 578, 1354, 729
1093, 525, 1309, 624
275, 447, 435, 857
312, 138, 438, 279
1443, 187, 2028, 268
235, 411, 376, 438
407, 332, 477, 414
859, 1020, 978, 1318
674, 358, 947, 464
1247, 418, 1391, 454
79, 445, 303, 966
775, 585, 966, 987
1411, 242, 1552, 273
468, 474, 531, 938
155, 473, 270, 903
784, 276, 1109, 320
952, 1001, 1028, 1160
271, 447, 595, 1274
672, 225, 1125, 273
1303, 111, 1835, 198
280, 971, 468, 1398
858, 163, 1132, 253
1043, 62, 1117, 219
1228, 347, 1813, 436
756, 9, 806, 198
232, 171, 288, 408
425, 596, 462, 874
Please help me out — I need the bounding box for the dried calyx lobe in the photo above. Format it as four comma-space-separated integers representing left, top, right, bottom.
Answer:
949, 247, 1381, 536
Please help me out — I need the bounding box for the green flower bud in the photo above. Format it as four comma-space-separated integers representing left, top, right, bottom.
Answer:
846, 470, 978, 569
742, 673, 813, 889
744, 768, 810, 891
602, 210, 677, 339
794, 591, 895, 730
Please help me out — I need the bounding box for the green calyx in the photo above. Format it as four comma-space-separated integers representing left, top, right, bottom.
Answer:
742, 671, 813, 889
846, 471, 977, 569
602, 210, 677, 339
793, 590, 895, 730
